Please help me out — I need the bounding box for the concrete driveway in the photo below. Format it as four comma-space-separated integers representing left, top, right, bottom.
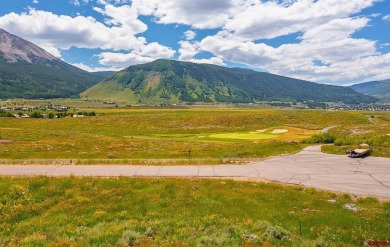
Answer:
1, 146, 389, 198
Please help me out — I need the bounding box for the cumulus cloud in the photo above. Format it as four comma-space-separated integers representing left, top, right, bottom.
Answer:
92, 4, 147, 34
98, 42, 175, 67
132, 0, 245, 29
96, 0, 131, 5
224, 0, 376, 40
184, 30, 196, 41
43, 47, 62, 58
178, 40, 225, 66
70, 0, 92, 6
188, 57, 225, 66
0, 6, 175, 69
71, 62, 122, 72
198, 16, 384, 84
0, 0, 388, 83
0, 8, 144, 51
186, 0, 388, 84
178, 41, 198, 61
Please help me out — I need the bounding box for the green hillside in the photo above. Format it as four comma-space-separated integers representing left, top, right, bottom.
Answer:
350, 79, 390, 102
0, 60, 105, 99
82, 59, 377, 104
0, 29, 106, 99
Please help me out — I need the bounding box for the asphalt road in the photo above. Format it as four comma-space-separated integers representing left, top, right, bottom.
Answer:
1, 146, 389, 198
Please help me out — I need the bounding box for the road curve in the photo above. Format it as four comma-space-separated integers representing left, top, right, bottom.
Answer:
1, 146, 389, 199
321, 125, 339, 133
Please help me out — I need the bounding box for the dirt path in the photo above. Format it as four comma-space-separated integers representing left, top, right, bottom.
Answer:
368, 117, 377, 125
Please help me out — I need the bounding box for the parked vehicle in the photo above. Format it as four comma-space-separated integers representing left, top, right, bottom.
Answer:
347, 144, 371, 158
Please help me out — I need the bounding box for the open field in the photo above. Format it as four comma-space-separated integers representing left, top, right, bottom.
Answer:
321, 111, 390, 157
1, 108, 385, 164
0, 177, 389, 246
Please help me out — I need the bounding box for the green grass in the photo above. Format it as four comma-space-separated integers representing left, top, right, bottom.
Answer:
1, 108, 388, 162
319, 112, 390, 157
209, 132, 279, 140
0, 177, 388, 246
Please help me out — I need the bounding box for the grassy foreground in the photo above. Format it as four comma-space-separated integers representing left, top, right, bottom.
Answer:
0, 177, 389, 246
0, 109, 374, 163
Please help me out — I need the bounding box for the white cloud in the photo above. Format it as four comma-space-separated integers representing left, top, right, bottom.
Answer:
188, 57, 226, 66
70, 0, 92, 6
98, 52, 156, 67
32, 0, 39, 4
0, 9, 144, 51
98, 42, 175, 67
96, 0, 131, 5
0, 6, 175, 69
198, 16, 385, 84
70, 0, 80, 6
178, 41, 225, 66
93, 4, 146, 34
383, 15, 390, 21
178, 41, 199, 61
132, 0, 246, 29
1, 0, 388, 83
71, 62, 122, 72
224, 0, 377, 40
43, 47, 62, 58
369, 13, 381, 18
184, 30, 196, 41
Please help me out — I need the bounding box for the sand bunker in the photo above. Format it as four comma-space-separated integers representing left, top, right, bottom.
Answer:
387, 133, 390, 136
250, 129, 267, 134
271, 129, 288, 134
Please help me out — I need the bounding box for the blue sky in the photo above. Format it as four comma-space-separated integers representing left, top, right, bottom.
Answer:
0, 0, 389, 85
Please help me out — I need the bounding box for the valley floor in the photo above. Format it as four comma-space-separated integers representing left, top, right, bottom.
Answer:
1, 108, 390, 246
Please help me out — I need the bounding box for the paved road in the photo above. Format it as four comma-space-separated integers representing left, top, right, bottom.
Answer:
1, 146, 389, 198
321, 125, 339, 133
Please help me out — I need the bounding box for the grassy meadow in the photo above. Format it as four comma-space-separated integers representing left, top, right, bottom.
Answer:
0, 177, 389, 246
0, 108, 384, 164
321, 111, 390, 157
1, 106, 390, 246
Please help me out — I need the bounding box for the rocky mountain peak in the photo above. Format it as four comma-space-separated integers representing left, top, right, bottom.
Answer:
0, 29, 58, 64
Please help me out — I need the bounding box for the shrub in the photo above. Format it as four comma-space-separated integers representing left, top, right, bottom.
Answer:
262, 225, 289, 241
30, 111, 44, 118
118, 230, 142, 247
304, 133, 336, 144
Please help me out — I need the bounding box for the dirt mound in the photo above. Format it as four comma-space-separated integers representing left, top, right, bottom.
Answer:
250, 129, 267, 134
0, 140, 12, 144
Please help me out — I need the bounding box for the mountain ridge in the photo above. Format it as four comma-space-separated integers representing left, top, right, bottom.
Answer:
0, 29, 105, 99
82, 59, 377, 104
0, 29, 58, 64
350, 79, 390, 102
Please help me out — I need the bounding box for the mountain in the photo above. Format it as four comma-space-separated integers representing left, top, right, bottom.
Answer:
0, 29, 105, 99
81, 59, 377, 104
350, 79, 390, 102
92, 71, 115, 78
